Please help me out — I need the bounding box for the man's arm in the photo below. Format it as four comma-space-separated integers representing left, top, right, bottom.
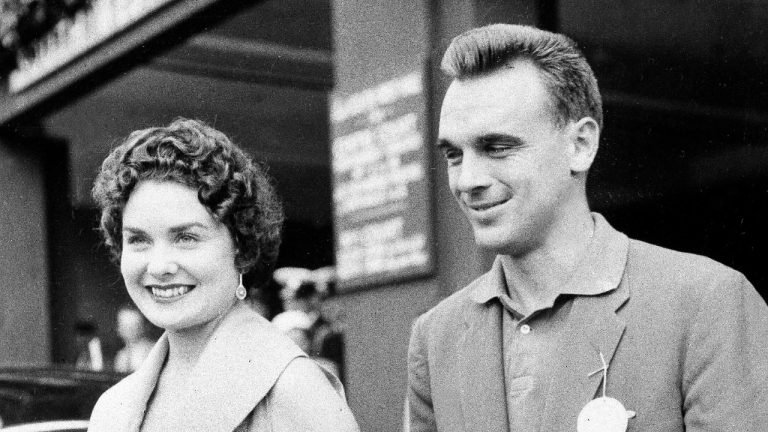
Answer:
682, 271, 768, 431
407, 314, 438, 432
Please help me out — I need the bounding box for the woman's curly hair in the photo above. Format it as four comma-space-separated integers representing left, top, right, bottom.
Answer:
91, 118, 284, 282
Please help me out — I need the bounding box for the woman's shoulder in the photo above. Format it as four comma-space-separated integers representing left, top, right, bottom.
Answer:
89, 336, 167, 430
88, 374, 143, 430
92, 373, 134, 408
252, 357, 359, 432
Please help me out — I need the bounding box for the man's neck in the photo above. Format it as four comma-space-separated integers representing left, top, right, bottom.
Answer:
500, 210, 595, 315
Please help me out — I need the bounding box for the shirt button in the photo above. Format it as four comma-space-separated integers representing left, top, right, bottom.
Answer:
520, 324, 531, 335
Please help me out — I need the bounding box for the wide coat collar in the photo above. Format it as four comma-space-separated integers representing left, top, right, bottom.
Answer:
458, 214, 631, 432
90, 309, 303, 432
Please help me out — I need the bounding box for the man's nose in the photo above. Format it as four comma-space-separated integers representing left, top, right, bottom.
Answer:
145, 245, 179, 277
453, 153, 492, 194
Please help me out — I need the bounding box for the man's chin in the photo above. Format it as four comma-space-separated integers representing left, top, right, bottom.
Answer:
473, 230, 532, 256
473, 232, 514, 253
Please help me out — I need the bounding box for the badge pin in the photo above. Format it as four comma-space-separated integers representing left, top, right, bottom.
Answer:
577, 351, 635, 432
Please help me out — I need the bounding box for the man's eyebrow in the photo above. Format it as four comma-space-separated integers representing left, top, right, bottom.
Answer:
436, 138, 459, 150
476, 133, 524, 146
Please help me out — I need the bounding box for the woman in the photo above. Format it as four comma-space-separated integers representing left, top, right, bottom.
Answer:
88, 118, 359, 432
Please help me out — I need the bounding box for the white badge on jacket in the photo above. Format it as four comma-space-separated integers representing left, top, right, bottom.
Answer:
577, 351, 636, 432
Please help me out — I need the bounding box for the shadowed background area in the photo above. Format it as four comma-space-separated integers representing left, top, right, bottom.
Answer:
0, 1, 766, 431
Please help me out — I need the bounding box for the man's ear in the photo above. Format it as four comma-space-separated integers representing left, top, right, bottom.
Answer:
567, 117, 600, 174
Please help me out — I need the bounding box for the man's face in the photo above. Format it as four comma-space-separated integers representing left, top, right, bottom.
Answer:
437, 61, 578, 256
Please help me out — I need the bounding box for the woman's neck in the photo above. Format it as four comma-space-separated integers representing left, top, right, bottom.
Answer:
164, 301, 249, 372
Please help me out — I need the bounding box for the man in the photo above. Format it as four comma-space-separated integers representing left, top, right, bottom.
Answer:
407, 24, 768, 432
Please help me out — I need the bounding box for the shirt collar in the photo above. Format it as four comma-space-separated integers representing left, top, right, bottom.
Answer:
470, 212, 629, 304
561, 212, 628, 296
470, 257, 508, 304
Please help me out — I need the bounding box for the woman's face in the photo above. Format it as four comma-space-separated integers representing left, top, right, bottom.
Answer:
120, 180, 239, 333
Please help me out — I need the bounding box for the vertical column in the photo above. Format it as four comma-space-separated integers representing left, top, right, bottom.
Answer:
0, 134, 52, 365
330, 1, 540, 430
427, 1, 487, 298
329, 1, 479, 431
330, 4, 440, 431
429, 0, 541, 290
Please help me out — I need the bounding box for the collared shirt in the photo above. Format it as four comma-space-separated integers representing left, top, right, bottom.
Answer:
471, 213, 628, 431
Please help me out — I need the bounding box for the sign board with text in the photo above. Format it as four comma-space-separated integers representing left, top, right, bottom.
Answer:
330, 70, 434, 291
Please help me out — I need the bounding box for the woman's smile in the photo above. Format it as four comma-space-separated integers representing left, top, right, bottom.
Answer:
147, 284, 195, 300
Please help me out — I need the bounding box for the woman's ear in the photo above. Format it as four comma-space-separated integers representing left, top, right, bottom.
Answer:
567, 117, 600, 174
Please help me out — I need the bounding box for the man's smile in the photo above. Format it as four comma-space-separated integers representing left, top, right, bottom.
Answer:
465, 198, 511, 214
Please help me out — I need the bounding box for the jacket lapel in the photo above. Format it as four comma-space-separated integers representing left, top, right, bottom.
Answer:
539, 280, 630, 432
538, 215, 632, 432
105, 309, 304, 432
458, 262, 510, 432
93, 333, 168, 432
163, 309, 304, 431
456, 215, 631, 432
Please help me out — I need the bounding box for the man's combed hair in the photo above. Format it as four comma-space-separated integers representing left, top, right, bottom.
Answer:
92, 118, 284, 281
441, 24, 603, 129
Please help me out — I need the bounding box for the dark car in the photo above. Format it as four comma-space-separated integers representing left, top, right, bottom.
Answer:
0, 367, 121, 429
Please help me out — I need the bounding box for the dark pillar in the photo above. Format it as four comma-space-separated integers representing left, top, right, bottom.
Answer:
329, 2, 540, 430
0, 127, 54, 364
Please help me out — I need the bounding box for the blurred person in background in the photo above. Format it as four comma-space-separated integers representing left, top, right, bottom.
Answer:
271, 309, 313, 354
245, 285, 272, 318
273, 266, 346, 383
88, 118, 358, 432
74, 320, 104, 371
408, 24, 768, 432
113, 305, 154, 374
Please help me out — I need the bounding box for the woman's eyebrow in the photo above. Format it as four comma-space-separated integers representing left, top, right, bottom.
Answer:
122, 222, 208, 234
121, 226, 145, 234
168, 222, 209, 234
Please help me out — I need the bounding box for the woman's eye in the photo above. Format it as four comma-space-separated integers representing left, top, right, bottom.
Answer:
176, 233, 198, 245
125, 235, 149, 246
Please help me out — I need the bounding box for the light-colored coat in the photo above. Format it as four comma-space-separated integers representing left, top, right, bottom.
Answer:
89, 310, 359, 432
408, 222, 768, 431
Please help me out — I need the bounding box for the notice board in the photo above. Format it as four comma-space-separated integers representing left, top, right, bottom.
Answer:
330, 70, 434, 291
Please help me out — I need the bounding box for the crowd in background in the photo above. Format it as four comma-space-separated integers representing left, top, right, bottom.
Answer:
75, 266, 345, 380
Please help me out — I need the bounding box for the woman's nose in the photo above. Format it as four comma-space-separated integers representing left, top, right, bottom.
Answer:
145, 246, 179, 277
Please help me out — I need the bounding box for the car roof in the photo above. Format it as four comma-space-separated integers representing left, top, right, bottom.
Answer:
0, 367, 122, 387
0, 419, 90, 431
0, 367, 120, 428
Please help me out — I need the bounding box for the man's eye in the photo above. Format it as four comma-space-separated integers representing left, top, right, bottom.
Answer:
487, 145, 511, 157
442, 148, 462, 165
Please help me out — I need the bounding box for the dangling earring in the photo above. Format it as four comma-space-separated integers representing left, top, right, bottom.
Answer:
235, 273, 247, 300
